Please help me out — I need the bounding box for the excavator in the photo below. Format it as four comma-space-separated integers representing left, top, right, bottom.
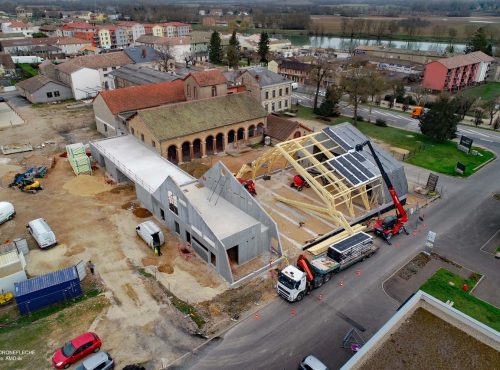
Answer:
355, 140, 409, 245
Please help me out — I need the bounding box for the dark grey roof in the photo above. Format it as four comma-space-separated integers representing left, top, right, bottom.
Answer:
123, 46, 160, 64
244, 66, 291, 87
325, 123, 408, 198
109, 64, 187, 85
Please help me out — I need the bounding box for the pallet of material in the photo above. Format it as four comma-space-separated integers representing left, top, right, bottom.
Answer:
66, 143, 92, 175
1, 143, 33, 155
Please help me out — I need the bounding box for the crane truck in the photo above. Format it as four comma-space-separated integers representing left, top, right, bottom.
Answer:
355, 140, 409, 245
277, 232, 378, 302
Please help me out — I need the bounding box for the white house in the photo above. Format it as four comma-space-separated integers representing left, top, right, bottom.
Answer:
1, 21, 35, 37
136, 35, 191, 63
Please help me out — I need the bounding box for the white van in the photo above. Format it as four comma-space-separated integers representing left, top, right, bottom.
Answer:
26, 218, 57, 249
136, 221, 165, 249
291, 82, 299, 90
0, 202, 15, 224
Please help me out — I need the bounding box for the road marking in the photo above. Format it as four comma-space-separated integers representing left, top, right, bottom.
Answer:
479, 229, 499, 256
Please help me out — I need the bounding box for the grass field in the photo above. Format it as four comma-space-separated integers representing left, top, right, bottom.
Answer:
420, 268, 500, 331
462, 82, 500, 102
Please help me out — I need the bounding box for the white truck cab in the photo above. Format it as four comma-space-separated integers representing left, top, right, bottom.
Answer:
277, 265, 307, 302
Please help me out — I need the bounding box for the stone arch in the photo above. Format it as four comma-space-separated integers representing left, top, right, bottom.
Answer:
216, 133, 224, 152
206, 135, 214, 155
256, 123, 264, 135
193, 138, 202, 159
237, 127, 245, 141
181, 141, 191, 162
227, 130, 235, 144
167, 145, 178, 164
248, 125, 256, 137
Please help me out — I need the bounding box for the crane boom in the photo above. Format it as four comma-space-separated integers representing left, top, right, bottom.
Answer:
355, 141, 407, 222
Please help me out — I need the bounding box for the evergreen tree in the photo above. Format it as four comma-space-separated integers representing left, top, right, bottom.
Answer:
317, 86, 342, 117
419, 95, 459, 142
209, 31, 222, 64
257, 32, 270, 65
464, 27, 492, 56
226, 30, 240, 68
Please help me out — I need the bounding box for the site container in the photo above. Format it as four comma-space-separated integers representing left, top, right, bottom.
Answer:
14, 266, 82, 315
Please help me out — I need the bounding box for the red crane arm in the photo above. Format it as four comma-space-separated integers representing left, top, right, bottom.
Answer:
297, 255, 314, 282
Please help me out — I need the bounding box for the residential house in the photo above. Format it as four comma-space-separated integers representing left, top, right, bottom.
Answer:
190, 31, 210, 62
53, 51, 133, 97
278, 59, 312, 85
135, 35, 191, 63
1, 21, 35, 37
53, 37, 93, 55
0, 37, 91, 57
38, 24, 59, 37
123, 46, 161, 69
152, 22, 192, 38
93, 79, 186, 136
184, 69, 228, 101
128, 92, 266, 164
59, 22, 97, 46
265, 114, 313, 144
16, 75, 72, 103
0, 53, 15, 76
422, 51, 495, 92
236, 67, 292, 113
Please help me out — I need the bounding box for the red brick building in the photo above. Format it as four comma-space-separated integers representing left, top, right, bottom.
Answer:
422, 51, 494, 92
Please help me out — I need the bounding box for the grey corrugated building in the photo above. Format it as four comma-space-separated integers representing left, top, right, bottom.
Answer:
89, 135, 282, 285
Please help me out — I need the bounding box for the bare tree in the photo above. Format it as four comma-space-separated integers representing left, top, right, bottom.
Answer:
340, 18, 349, 36
387, 21, 399, 36
341, 66, 370, 126
413, 86, 429, 106
309, 59, 337, 112
432, 25, 446, 38
374, 21, 388, 41
154, 45, 175, 72
453, 94, 477, 120
352, 18, 366, 38
482, 99, 500, 125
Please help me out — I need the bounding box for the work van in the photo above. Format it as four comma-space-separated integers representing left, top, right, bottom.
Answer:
27, 218, 57, 249
136, 221, 164, 249
0, 201, 15, 224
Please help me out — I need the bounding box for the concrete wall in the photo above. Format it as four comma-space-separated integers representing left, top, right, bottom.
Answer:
71, 68, 101, 100
184, 75, 228, 100
21, 81, 72, 104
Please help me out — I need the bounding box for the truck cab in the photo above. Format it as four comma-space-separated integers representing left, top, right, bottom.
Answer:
277, 265, 307, 302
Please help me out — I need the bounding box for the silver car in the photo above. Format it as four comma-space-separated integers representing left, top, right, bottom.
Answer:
299, 355, 329, 370
75, 352, 114, 370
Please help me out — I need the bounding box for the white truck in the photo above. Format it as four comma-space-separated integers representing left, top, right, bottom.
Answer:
277, 232, 378, 302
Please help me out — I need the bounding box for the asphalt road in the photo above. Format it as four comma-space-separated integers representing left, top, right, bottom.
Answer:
174, 96, 500, 370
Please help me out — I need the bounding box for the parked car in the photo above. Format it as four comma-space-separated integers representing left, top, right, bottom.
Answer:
136, 220, 164, 249
299, 355, 329, 370
0, 96, 5, 102
27, 218, 56, 249
52, 332, 102, 369
75, 352, 114, 370
291, 82, 299, 90
0, 201, 15, 224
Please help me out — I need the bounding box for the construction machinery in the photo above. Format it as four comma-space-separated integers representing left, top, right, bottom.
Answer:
0, 292, 14, 306
19, 178, 43, 193
355, 140, 408, 244
411, 106, 424, 118
238, 178, 257, 196
277, 233, 378, 302
290, 175, 310, 191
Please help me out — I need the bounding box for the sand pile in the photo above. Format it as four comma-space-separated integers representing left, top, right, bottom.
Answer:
63, 174, 113, 196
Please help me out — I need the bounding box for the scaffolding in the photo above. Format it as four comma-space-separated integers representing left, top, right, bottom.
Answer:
237, 132, 385, 254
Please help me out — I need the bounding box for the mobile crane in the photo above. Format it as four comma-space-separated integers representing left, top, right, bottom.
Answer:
355, 140, 409, 244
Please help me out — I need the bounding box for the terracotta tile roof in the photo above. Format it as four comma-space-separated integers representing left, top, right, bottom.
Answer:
63, 22, 96, 30
188, 70, 227, 87
136, 35, 190, 46
265, 114, 312, 142
97, 79, 186, 115
8, 21, 30, 28
435, 51, 494, 69
55, 51, 133, 74
0, 53, 14, 69
54, 37, 90, 45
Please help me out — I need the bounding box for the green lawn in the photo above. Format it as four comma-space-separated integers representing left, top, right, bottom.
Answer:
353, 121, 495, 177
420, 268, 500, 331
17, 63, 38, 79
462, 82, 500, 102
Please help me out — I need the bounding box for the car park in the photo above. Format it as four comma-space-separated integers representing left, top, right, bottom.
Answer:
75, 352, 114, 370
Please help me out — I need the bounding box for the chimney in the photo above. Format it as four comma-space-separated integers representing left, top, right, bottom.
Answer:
141, 47, 147, 58
255, 74, 259, 81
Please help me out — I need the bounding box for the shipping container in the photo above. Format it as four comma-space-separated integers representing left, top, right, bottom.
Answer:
14, 266, 82, 315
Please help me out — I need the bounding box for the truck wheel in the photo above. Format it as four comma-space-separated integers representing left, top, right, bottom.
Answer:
297, 186, 303, 191
296, 292, 304, 302
323, 273, 332, 283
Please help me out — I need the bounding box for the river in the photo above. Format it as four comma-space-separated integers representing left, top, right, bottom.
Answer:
271, 34, 466, 53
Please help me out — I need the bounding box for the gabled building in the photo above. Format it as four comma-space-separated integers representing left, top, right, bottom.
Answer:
1, 21, 35, 37
422, 51, 495, 92
16, 75, 73, 103
236, 67, 292, 113
265, 114, 313, 144
135, 35, 191, 63
184, 69, 228, 100
278, 59, 312, 85
0, 53, 15, 76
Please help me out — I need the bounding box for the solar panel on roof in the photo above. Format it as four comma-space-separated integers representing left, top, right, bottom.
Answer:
344, 153, 375, 179
322, 128, 352, 150
351, 151, 366, 163
329, 158, 361, 186
337, 156, 369, 183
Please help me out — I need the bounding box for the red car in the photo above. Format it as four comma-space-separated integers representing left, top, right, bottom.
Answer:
52, 332, 102, 369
